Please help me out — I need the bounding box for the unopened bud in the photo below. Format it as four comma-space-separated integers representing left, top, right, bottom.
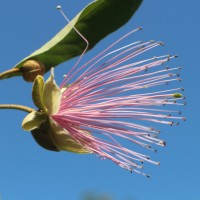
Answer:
21, 60, 45, 82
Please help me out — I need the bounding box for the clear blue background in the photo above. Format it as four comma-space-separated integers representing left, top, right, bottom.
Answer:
0, 0, 199, 199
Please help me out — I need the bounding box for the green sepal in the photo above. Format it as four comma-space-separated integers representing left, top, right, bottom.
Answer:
22, 111, 47, 131
32, 75, 46, 111
31, 117, 90, 154
31, 120, 59, 152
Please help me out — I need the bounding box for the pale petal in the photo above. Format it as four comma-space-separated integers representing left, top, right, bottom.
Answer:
49, 119, 90, 154
22, 111, 47, 131
43, 68, 62, 115
60, 84, 70, 93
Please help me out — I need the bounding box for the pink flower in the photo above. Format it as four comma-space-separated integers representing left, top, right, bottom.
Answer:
23, 28, 185, 176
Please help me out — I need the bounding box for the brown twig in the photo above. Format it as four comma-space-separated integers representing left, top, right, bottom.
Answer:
0, 68, 21, 79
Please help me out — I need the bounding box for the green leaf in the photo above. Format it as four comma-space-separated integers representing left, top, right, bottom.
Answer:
32, 75, 46, 110
22, 111, 47, 131
0, 0, 143, 80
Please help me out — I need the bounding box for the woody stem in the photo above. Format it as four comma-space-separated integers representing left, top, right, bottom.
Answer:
0, 68, 21, 79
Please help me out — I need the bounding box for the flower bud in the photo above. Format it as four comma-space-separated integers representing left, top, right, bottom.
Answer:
21, 60, 45, 82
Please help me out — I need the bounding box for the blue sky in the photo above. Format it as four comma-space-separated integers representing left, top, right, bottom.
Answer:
0, 0, 199, 199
